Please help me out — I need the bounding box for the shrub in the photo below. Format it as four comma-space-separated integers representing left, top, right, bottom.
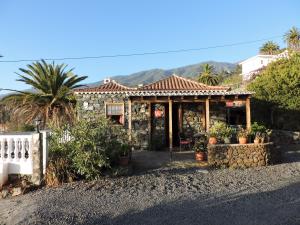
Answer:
46, 116, 132, 184
250, 122, 267, 137
209, 121, 234, 141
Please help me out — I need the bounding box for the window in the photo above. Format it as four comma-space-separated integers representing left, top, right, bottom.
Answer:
106, 103, 124, 125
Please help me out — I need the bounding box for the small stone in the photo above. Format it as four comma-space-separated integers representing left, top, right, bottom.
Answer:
12, 187, 22, 197
1, 189, 9, 198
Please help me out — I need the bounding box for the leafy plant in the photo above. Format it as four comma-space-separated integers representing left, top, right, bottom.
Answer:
259, 41, 280, 55
1, 60, 87, 128
193, 136, 207, 153
47, 116, 132, 182
237, 128, 249, 138
250, 122, 267, 140
209, 121, 233, 140
198, 64, 220, 86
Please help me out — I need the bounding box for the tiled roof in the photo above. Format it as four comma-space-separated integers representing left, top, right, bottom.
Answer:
75, 80, 135, 93
74, 75, 253, 96
140, 75, 229, 91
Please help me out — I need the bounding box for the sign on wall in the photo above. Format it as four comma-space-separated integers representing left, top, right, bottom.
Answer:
226, 100, 245, 108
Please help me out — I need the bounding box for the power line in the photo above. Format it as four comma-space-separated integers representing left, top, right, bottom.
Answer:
0, 35, 283, 63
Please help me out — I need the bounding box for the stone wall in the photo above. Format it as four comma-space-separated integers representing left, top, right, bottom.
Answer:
76, 93, 150, 149
210, 102, 227, 126
270, 129, 300, 145
76, 93, 129, 127
131, 102, 151, 150
182, 103, 205, 137
208, 143, 279, 169
151, 103, 167, 150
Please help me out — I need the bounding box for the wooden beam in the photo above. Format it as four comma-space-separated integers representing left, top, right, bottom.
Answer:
205, 98, 210, 132
128, 98, 132, 141
169, 99, 173, 150
148, 102, 152, 150
178, 103, 183, 133
246, 97, 251, 130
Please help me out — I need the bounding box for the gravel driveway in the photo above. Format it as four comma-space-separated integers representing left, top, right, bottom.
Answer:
1, 160, 300, 225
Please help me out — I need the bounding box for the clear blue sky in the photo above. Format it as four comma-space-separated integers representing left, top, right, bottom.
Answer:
0, 0, 299, 92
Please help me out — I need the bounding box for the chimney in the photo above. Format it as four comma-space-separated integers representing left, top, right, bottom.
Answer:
104, 78, 111, 84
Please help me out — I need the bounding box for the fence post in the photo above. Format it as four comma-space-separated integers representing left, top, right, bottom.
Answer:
31, 133, 43, 185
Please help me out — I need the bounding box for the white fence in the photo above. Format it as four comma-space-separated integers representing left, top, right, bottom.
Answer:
0, 131, 49, 176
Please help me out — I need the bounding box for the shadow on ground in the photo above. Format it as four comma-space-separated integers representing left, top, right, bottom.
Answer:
84, 181, 300, 225
279, 144, 300, 163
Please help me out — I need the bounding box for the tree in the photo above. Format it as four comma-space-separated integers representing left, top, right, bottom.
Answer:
259, 41, 280, 55
248, 52, 300, 110
2, 60, 87, 128
198, 63, 219, 86
284, 26, 300, 50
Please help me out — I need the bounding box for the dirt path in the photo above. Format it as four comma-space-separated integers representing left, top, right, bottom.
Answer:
1, 161, 300, 225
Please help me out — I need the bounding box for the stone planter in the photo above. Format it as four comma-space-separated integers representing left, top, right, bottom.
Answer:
209, 137, 217, 145
195, 152, 206, 161
239, 137, 247, 144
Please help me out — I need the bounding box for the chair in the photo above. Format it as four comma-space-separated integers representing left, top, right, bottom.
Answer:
178, 132, 192, 152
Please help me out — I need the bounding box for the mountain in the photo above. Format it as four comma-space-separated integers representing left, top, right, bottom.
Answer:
88, 61, 237, 87
0, 61, 237, 99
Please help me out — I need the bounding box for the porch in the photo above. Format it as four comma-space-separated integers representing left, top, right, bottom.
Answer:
129, 94, 251, 151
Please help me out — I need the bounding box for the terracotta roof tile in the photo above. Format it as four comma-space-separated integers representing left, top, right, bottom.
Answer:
140, 75, 229, 91
75, 80, 134, 93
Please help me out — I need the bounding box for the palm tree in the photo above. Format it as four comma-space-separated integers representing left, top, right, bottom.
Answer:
284, 26, 300, 50
2, 60, 87, 128
259, 41, 280, 55
198, 64, 219, 86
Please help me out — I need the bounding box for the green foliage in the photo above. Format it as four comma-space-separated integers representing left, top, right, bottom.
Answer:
198, 63, 220, 86
193, 137, 207, 153
220, 65, 243, 89
248, 52, 300, 110
1, 60, 87, 128
209, 121, 234, 140
284, 26, 300, 50
259, 41, 280, 55
237, 128, 249, 138
48, 116, 132, 181
250, 122, 267, 136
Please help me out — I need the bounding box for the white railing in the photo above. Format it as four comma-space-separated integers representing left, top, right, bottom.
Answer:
0, 133, 34, 175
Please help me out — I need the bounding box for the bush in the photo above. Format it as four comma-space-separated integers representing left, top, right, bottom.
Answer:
46, 116, 132, 185
209, 121, 234, 141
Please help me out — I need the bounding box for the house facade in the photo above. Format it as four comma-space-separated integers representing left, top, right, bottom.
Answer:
239, 50, 288, 80
74, 75, 252, 150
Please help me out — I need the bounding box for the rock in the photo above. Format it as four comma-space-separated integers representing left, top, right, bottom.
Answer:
1, 189, 9, 198
11, 187, 22, 197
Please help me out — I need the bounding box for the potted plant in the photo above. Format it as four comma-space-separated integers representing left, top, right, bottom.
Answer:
250, 122, 267, 142
208, 122, 223, 144
254, 132, 261, 144
119, 144, 131, 166
193, 138, 207, 161
222, 126, 235, 144
208, 133, 217, 145
237, 128, 249, 144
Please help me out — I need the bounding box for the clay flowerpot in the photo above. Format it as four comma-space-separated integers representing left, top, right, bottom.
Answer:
119, 156, 129, 166
209, 137, 217, 145
239, 137, 247, 144
254, 139, 260, 144
195, 152, 206, 161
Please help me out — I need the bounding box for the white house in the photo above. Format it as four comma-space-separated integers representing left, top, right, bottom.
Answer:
239, 50, 288, 80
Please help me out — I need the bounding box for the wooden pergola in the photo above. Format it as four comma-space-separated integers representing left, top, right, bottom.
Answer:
128, 94, 251, 150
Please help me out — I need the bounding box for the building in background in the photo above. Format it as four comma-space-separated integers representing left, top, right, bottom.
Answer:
239, 50, 288, 80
